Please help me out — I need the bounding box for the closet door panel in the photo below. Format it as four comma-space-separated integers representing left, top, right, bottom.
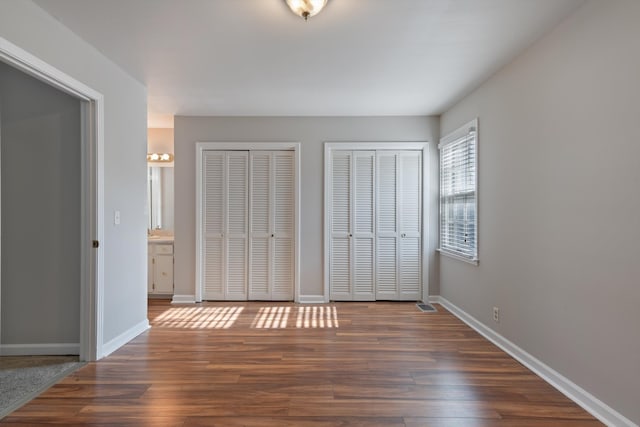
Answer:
274, 152, 294, 236
331, 152, 351, 235
377, 153, 397, 235
376, 237, 397, 298
249, 152, 271, 300
249, 239, 269, 298
330, 238, 351, 297
273, 238, 293, 299
225, 152, 248, 300
202, 151, 225, 299
399, 151, 422, 299
272, 152, 294, 300
376, 152, 399, 299
330, 151, 353, 300
203, 239, 224, 299
400, 152, 422, 237
226, 239, 247, 300
353, 151, 375, 300
354, 239, 374, 299
399, 237, 421, 299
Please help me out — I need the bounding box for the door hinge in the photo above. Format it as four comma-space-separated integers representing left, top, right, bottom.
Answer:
92, 240, 99, 248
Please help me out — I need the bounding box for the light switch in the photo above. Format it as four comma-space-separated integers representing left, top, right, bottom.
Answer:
114, 210, 121, 225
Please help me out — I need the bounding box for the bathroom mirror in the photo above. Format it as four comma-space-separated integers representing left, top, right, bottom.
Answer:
148, 165, 174, 232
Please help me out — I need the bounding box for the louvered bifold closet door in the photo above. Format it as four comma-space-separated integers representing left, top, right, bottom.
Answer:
398, 151, 422, 300
271, 152, 294, 300
249, 152, 271, 300
375, 151, 400, 300
249, 151, 294, 301
375, 150, 423, 301
352, 151, 375, 300
330, 151, 353, 300
202, 151, 225, 300
224, 152, 249, 300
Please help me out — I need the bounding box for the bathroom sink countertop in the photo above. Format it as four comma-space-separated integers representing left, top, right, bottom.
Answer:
148, 235, 174, 243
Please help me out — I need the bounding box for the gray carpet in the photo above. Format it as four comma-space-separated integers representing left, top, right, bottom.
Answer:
0, 355, 84, 419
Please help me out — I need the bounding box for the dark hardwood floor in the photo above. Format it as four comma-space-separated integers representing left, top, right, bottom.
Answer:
1, 300, 602, 426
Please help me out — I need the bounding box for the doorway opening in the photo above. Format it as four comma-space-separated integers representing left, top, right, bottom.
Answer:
0, 37, 104, 361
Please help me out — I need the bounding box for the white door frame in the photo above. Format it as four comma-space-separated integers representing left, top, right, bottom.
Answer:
324, 142, 430, 303
0, 37, 104, 361
195, 142, 301, 302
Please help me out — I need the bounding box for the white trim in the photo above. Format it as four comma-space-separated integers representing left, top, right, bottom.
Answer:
0, 37, 104, 362
420, 145, 430, 303
433, 296, 637, 427
437, 248, 479, 266
298, 295, 327, 304
197, 142, 300, 151
293, 145, 301, 303
323, 143, 331, 302
0, 343, 80, 356
195, 142, 301, 302
438, 119, 479, 264
101, 319, 150, 358
324, 142, 430, 302
172, 294, 197, 304
325, 142, 429, 151
439, 119, 478, 148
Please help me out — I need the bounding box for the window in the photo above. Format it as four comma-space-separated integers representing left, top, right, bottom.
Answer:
439, 119, 478, 264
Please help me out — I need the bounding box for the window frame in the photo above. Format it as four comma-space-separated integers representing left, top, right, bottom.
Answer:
438, 119, 479, 265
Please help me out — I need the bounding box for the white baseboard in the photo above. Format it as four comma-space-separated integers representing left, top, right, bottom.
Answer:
298, 295, 327, 304
432, 296, 636, 427
100, 319, 150, 358
172, 294, 196, 304
0, 343, 79, 356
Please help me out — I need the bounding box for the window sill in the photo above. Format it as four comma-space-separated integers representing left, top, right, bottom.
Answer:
437, 248, 479, 266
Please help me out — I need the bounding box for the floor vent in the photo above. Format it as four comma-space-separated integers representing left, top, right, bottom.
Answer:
416, 303, 437, 312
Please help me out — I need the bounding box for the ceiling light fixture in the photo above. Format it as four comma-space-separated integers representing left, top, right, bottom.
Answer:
285, 0, 328, 21
147, 153, 174, 163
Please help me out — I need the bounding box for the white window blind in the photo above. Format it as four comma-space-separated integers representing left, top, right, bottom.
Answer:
439, 119, 478, 263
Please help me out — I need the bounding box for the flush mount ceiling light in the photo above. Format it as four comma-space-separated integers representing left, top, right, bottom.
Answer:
285, 0, 328, 21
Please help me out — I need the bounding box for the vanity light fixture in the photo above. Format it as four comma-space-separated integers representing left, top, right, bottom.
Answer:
147, 153, 174, 163
285, 0, 328, 21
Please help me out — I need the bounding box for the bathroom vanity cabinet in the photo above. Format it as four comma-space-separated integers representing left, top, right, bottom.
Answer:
148, 241, 174, 295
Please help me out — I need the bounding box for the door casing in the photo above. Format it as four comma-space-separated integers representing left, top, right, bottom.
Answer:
0, 37, 104, 361
324, 142, 430, 303
195, 142, 301, 303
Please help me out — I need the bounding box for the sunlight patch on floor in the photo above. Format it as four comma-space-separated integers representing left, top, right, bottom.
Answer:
251, 306, 339, 329
153, 305, 340, 329
153, 306, 244, 329
295, 306, 339, 329
250, 306, 291, 329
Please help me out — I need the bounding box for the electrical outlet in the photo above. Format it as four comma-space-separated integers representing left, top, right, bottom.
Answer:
493, 307, 500, 323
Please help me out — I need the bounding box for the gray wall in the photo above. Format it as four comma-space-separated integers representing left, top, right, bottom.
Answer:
174, 116, 439, 299
0, 1, 148, 347
0, 61, 80, 345
440, 0, 640, 423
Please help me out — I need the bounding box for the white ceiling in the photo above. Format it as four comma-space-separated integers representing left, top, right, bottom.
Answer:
34, 0, 584, 127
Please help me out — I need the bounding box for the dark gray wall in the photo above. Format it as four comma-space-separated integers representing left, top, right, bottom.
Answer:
0, 61, 80, 345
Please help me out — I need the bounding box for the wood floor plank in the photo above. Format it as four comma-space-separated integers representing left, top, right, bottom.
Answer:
0, 300, 603, 426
